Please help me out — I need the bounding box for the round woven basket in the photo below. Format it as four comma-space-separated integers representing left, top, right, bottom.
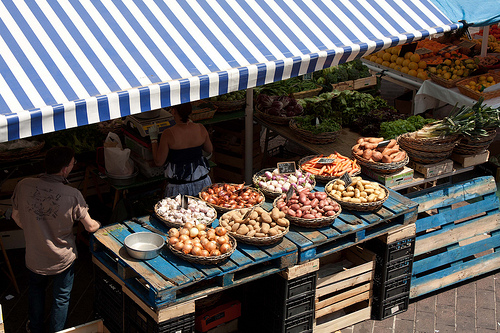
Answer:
199, 184, 265, 214
255, 105, 301, 125
0, 140, 45, 162
351, 150, 409, 174
289, 119, 341, 144
428, 72, 462, 88
454, 128, 498, 155
252, 168, 316, 199
220, 209, 289, 245
298, 155, 361, 183
211, 99, 246, 113
153, 196, 217, 229
397, 132, 461, 164
272, 197, 341, 228
167, 234, 237, 265
326, 183, 389, 212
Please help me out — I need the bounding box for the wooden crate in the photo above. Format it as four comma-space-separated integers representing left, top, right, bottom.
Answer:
353, 75, 377, 90
314, 246, 376, 333
407, 176, 500, 299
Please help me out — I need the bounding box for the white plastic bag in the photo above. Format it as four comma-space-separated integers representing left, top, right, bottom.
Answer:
104, 132, 134, 176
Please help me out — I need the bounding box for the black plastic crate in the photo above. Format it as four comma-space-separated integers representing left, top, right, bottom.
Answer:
124, 295, 195, 333
374, 255, 413, 283
266, 310, 314, 333
268, 290, 315, 322
94, 267, 123, 333
387, 237, 415, 262
372, 293, 409, 320
281, 272, 317, 300
374, 275, 411, 301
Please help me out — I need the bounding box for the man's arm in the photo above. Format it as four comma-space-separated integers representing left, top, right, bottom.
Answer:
80, 214, 101, 233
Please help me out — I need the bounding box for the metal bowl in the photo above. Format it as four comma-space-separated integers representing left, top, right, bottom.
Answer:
106, 167, 139, 186
124, 232, 165, 260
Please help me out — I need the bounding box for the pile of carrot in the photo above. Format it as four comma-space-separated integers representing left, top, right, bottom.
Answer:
301, 153, 360, 177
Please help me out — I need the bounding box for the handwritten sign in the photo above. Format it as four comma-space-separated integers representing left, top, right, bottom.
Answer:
285, 186, 298, 202
181, 195, 189, 209
278, 162, 296, 174
415, 47, 433, 55
317, 158, 336, 164
340, 172, 353, 187
458, 40, 476, 49
438, 44, 460, 54
377, 140, 392, 148
302, 73, 313, 80
399, 42, 417, 58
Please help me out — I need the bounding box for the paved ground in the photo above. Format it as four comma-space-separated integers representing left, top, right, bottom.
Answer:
339, 269, 500, 333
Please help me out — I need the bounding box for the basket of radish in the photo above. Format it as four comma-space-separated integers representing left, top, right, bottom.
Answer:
252, 168, 316, 199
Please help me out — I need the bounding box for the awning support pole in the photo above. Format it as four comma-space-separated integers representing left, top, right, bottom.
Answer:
244, 88, 254, 184
481, 25, 489, 57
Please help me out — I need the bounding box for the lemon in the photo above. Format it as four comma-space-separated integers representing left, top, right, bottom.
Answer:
487, 76, 494, 82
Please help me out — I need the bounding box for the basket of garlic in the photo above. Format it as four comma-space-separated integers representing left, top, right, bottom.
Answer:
154, 195, 217, 228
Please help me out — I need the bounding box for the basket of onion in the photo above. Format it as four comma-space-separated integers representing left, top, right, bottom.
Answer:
252, 168, 316, 199
167, 223, 237, 265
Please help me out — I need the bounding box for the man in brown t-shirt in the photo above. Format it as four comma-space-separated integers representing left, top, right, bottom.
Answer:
11, 146, 100, 333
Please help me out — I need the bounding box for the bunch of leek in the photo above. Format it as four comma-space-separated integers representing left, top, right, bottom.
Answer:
414, 98, 499, 139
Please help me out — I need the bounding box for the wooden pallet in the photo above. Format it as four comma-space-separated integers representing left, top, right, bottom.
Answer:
267, 184, 418, 263
314, 246, 375, 333
91, 216, 298, 309
407, 176, 500, 299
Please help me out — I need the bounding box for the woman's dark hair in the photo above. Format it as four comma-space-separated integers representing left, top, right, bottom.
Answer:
45, 146, 75, 174
176, 103, 193, 123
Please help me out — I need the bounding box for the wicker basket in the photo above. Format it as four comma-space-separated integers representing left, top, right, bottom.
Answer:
0, 140, 45, 162
428, 72, 463, 88
290, 86, 323, 99
252, 168, 316, 199
454, 128, 498, 155
211, 99, 246, 113
255, 105, 301, 125
272, 197, 341, 228
298, 155, 361, 183
351, 150, 409, 174
456, 73, 500, 100
326, 182, 389, 211
167, 234, 237, 265
153, 196, 217, 229
289, 119, 341, 144
199, 184, 265, 213
219, 209, 289, 245
397, 132, 461, 164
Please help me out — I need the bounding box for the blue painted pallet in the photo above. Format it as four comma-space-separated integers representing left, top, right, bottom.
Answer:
91, 216, 298, 309
407, 176, 500, 299
280, 185, 418, 263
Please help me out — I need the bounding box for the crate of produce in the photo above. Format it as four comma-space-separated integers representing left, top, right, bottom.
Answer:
314, 246, 375, 333
353, 75, 377, 90
406, 176, 500, 299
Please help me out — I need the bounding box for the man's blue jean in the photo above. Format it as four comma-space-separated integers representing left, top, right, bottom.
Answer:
28, 263, 74, 333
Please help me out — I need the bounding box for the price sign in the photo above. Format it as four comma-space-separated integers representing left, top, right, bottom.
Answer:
310, 117, 321, 126
340, 172, 353, 187
399, 42, 417, 58
317, 158, 336, 164
181, 195, 189, 209
415, 47, 433, 55
278, 162, 296, 174
377, 140, 392, 148
242, 206, 256, 221
285, 186, 298, 202
302, 73, 313, 80
458, 40, 476, 49
438, 44, 460, 54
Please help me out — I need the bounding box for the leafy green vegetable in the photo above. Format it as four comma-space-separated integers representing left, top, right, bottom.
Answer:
313, 59, 371, 87
331, 90, 390, 127
211, 90, 246, 101
41, 124, 106, 154
294, 115, 341, 134
379, 116, 436, 139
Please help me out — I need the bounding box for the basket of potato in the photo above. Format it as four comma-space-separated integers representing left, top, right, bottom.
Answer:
219, 206, 289, 246
273, 189, 341, 228
167, 223, 237, 265
325, 177, 389, 211
352, 137, 409, 174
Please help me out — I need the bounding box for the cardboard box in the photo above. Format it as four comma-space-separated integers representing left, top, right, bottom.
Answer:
362, 166, 414, 187
408, 159, 453, 178
394, 90, 413, 115
451, 150, 490, 168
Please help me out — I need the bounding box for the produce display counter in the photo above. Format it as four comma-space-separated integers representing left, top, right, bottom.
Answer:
254, 113, 361, 158
414, 79, 500, 115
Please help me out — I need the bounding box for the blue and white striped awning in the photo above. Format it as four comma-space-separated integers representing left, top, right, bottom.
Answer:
0, 0, 460, 142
